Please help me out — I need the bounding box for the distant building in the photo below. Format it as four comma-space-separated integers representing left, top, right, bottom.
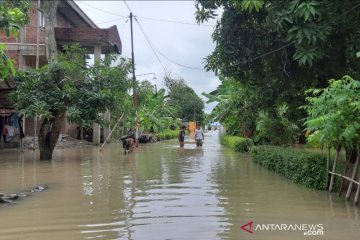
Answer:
0, 0, 122, 147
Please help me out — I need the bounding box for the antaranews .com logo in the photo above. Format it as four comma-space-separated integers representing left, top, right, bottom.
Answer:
241, 221, 324, 236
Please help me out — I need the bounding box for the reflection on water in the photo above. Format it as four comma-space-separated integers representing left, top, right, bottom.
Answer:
0, 131, 359, 240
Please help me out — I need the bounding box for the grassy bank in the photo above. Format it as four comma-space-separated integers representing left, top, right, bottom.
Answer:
155, 130, 179, 141
220, 135, 254, 153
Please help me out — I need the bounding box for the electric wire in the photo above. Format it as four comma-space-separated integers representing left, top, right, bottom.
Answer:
78, 1, 213, 27
77, 1, 360, 70
135, 16, 204, 71
122, 0, 132, 13
133, 16, 167, 72
137, 16, 214, 27
73, 17, 128, 27
77, 1, 127, 17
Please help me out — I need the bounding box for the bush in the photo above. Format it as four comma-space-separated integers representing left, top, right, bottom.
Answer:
220, 135, 254, 152
155, 130, 179, 141
255, 104, 299, 146
251, 145, 327, 190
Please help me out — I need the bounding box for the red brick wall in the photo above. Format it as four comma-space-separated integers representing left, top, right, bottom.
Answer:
0, 33, 17, 43
1, 1, 75, 46
24, 1, 45, 44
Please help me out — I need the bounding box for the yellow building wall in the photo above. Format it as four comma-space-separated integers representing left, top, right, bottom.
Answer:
188, 121, 196, 133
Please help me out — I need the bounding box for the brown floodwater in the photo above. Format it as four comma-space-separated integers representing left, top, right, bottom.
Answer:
0, 131, 359, 240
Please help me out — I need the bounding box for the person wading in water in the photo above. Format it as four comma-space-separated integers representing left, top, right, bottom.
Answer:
178, 126, 186, 148
195, 125, 204, 147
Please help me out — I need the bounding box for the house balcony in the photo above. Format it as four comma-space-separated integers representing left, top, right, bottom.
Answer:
55, 25, 122, 54
1, 25, 122, 57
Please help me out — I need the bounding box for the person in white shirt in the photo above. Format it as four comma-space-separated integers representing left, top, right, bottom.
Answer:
195, 125, 204, 147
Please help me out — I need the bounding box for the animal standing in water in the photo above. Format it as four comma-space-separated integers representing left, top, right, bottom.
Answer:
121, 135, 134, 155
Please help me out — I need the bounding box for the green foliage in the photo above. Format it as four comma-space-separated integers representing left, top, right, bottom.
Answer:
0, 0, 30, 80
0, 45, 15, 79
9, 45, 86, 118
9, 45, 132, 127
196, 0, 360, 146
136, 80, 179, 133
255, 104, 299, 145
0, 0, 29, 37
220, 135, 254, 152
251, 145, 327, 189
68, 53, 131, 128
165, 76, 205, 123
240, 0, 264, 12
155, 130, 180, 141
196, 0, 359, 67
202, 76, 259, 137
304, 76, 360, 148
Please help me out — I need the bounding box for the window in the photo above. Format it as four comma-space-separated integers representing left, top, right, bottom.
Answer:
37, 10, 45, 28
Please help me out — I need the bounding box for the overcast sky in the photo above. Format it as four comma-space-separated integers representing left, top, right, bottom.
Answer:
75, 0, 220, 113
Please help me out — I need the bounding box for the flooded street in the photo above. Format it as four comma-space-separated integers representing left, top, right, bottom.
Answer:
0, 131, 359, 240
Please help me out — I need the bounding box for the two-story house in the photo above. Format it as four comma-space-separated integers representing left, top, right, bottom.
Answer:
0, 0, 122, 148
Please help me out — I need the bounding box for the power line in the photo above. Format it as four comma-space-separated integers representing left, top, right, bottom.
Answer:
137, 16, 214, 27
122, 0, 132, 13
77, 1, 360, 71
77, 1, 126, 17
133, 16, 167, 72
77, 1, 213, 27
135, 16, 204, 71
75, 17, 128, 27
237, 41, 295, 66
153, 47, 205, 70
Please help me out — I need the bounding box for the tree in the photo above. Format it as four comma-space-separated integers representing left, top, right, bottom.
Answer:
202, 76, 260, 136
0, 0, 30, 79
165, 76, 205, 123
195, 0, 360, 143
136, 81, 177, 132
10, 46, 131, 160
304, 75, 360, 194
66, 53, 131, 134
304, 76, 360, 149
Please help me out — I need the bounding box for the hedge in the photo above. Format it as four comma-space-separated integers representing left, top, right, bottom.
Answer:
251, 145, 328, 190
155, 130, 179, 141
220, 135, 254, 152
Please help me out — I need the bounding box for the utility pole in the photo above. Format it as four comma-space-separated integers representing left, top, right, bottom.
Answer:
130, 12, 138, 145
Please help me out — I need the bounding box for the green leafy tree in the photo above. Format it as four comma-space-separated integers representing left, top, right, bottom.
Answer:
10, 46, 131, 160
0, 0, 30, 79
203, 76, 259, 137
304, 75, 360, 149
165, 76, 205, 123
255, 104, 299, 145
67, 53, 131, 131
196, 0, 360, 144
304, 75, 360, 193
136, 80, 178, 132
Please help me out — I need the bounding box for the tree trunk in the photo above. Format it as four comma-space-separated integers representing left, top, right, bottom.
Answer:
43, 0, 58, 62
37, 0, 60, 160
39, 108, 65, 160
